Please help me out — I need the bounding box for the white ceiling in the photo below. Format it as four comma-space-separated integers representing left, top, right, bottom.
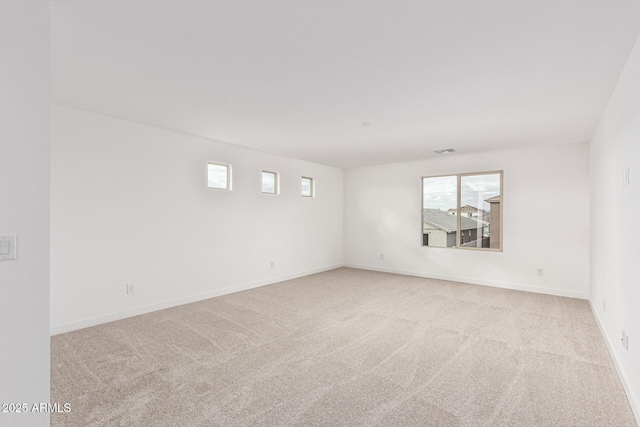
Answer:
52, 0, 640, 168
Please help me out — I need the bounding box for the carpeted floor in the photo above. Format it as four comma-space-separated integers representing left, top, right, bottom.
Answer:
51, 267, 637, 426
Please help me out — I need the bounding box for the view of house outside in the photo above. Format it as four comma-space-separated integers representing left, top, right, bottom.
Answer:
422, 172, 501, 249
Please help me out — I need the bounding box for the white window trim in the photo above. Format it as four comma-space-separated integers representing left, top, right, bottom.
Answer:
301, 176, 314, 197
262, 170, 279, 195
420, 170, 503, 252
207, 161, 232, 190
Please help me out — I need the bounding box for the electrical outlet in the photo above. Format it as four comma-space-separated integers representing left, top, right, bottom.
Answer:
536, 268, 544, 276
126, 283, 135, 295
622, 330, 629, 351
0, 235, 17, 261
380, 254, 384, 260
270, 261, 275, 269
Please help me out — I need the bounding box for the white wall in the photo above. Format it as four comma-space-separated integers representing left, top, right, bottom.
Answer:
0, 1, 50, 426
589, 32, 640, 421
51, 106, 343, 333
344, 143, 590, 299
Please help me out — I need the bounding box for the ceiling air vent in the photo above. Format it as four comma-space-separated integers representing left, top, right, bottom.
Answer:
433, 148, 455, 154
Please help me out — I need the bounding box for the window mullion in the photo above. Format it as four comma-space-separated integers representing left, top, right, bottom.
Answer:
456, 174, 462, 248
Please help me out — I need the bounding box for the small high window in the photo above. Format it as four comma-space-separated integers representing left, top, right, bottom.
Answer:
301, 177, 314, 197
262, 171, 278, 194
208, 162, 231, 190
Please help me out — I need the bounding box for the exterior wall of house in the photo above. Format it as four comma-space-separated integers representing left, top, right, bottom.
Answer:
460, 228, 478, 245
422, 226, 447, 247
489, 201, 501, 249
446, 232, 457, 247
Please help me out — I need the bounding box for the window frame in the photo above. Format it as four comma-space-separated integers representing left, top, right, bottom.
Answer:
420, 170, 503, 252
301, 176, 314, 198
261, 170, 279, 195
207, 161, 232, 191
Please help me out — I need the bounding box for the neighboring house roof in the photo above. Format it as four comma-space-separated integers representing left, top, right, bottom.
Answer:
485, 195, 501, 203
448, 205, 488, 215
464, 205, 484, 213
423, 209, 479, 233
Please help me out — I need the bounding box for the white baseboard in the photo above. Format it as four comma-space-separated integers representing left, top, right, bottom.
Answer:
50, 264, 343, 336
50, 262, 589, 336
344, 263, 589, 300
589, 299, 640, 425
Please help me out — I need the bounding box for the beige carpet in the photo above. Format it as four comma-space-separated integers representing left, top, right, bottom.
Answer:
51, 268, 637, 426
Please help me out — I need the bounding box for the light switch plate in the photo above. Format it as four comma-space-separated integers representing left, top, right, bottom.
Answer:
0, 235, 17, 260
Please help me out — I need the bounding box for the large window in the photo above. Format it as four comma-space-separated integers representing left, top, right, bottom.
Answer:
208, 162, 231, 190
422, 171, 502, 250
